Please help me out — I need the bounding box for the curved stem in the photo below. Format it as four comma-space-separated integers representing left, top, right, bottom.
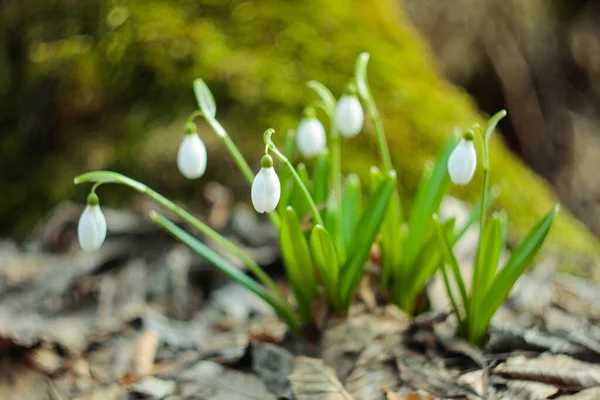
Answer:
191, 113, 281, 228
364, 97, 392, 172
74, 171, 289, 309
264, 132, 325, 227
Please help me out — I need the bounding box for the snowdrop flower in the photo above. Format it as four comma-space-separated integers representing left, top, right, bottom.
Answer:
448, 131, 477, 185
78, 192, 107, 252
177, 122, 207, 179
251, 155, 280, 213
335, 83, 364, 138
296, 108, 326, 158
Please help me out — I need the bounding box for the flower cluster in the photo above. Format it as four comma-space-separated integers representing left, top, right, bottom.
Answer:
74, 53, 557, 346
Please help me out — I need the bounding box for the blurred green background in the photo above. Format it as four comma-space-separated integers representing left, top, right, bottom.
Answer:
2, 0, 600, 269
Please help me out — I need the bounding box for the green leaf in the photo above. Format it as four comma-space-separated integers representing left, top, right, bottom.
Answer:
401, 218, 454, 312
193, 78, 217, 119
468, 211, 505, 338
312, 152, 330, 206
310, 225, 340, 308
341, 174, 362, 248
278, 130, 296, 213
306, 80, 337, 115
454, 187, 499, 242
288, 163, 311, 221
369, 165, 403, 289
478, 212, 506, 295
280, 206, 318, 323
324, 191, 345, 264
369, 166, 384, 196
150, 211, 298, 330
475, 205, 559, 340
340, 173, 395, 307
433, 215, 469, 314
403, 136, 458, 270
354, 52, 371, 100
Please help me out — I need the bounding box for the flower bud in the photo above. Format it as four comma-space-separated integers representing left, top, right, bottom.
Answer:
251, 155, 281, 213
177, 122, 207, 179
335, 86, 364, 138
78, 192, 107, 252
448, 135, 477, 185
296, 110, 326, 158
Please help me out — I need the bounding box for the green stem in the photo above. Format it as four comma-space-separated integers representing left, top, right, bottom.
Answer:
364, 97, 392, 172
151, 210, 299, 331
264, 132, 325, 227
191, 113, 281, 228
74, 171, 289, 309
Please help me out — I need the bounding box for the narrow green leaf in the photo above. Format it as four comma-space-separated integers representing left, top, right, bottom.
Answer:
288, 163, 311, 221
306, 80, 336, 115
340, 173, 395, 307
401, 218, 455, 312
354, 52, 371, 100
433, 215, 469, 313
479, 212, 506, 295
193, 78, 217, 119
280, 207, 318, 323
150, 211, 298, 330
476, 205, 559, 340
468, 211, 505, 339
380, 191, 403, 289
278, 129, 296, 213
310, 225, 339, 308
454, 187, 499, 242
404, 136, 458, 269
369, 166, 383, 197
312, 152, 330, 206
324, 191, 345, 264
341, 174, 362, 248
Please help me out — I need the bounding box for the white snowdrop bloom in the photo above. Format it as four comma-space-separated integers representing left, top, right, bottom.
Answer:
177, 123, 207, 179
335, 94, 364, 138
448, 136, 477, 185
296, 116, 326, 158
251, 155, 281, 213
78, 193, 107, 252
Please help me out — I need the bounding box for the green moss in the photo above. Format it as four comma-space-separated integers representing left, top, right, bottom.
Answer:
2, 0, 599, 265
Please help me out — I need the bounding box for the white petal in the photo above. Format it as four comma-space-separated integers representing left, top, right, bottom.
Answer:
335, 95, 364, 138
448, 139, 477, 185
177, 134, 207, 179
251, 167, 281, 213
296, 118, 326, 157
78, 205, 107, 252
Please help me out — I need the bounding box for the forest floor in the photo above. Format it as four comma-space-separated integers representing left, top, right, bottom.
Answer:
1, 187, 600, 399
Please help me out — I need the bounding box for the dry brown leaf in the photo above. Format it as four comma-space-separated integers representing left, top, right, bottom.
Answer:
344, 334, 402, 400
179, 360, 277, 399
494, 353, 600, 389
396, 352, 478, 398
289, 356, 354, 400
504, 380, 559, 399
129, 330, 159, 378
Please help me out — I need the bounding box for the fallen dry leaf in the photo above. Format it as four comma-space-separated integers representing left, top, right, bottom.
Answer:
129, 330, 159, 378
494, 353, 600, 389
178, 360, 277, 399
289, 356, 354, 400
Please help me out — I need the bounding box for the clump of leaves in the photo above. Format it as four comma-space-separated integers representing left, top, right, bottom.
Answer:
433, 110, 559, 345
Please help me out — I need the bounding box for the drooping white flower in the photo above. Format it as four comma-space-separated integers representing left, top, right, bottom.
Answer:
177, 123, 207, 179
251, 155, 281, 213
296, 115, 326, 158
335, 94, 364, 138
448, 135, 477, 185
78, 193, 107, 252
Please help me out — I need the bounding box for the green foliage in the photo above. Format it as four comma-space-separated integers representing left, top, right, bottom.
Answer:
434, 112, 559, 345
